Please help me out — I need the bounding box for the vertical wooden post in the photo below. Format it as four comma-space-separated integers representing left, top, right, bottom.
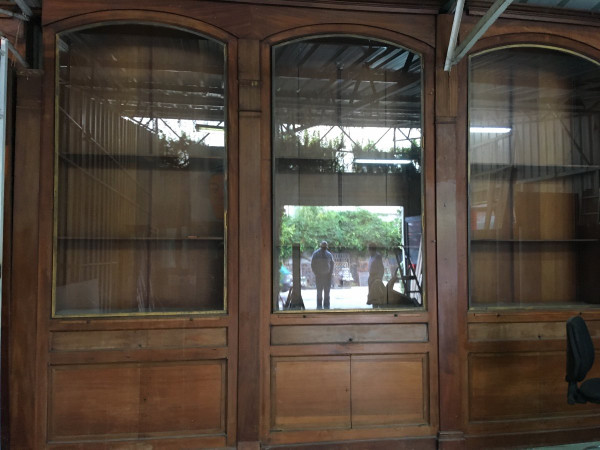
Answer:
435, 14, 468, 450
237, 38, 262, 450
10, 69, 42, 449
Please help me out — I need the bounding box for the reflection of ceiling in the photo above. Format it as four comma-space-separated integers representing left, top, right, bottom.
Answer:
273, 37, 422, 129
470, 47, 600, 117
52, 2, 600, 129
60, 25, 226, 123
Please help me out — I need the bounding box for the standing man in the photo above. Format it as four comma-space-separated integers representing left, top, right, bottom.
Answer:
311, 241, 334, 309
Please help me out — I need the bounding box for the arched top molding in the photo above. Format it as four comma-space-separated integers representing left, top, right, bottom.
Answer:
46, 9, 236, 44
263, 23, 433, 57
468, 32, 600, 66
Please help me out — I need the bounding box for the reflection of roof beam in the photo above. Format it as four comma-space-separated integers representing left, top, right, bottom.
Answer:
13, 0, 32, 19
445, 0, 514, 71
0, 36, 28, 68
0, 7, 28, 20
276, 66, 419, 84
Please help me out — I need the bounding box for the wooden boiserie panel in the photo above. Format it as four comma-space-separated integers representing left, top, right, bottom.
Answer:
513, 244, 576, 304
139, 362, 225, 434
468, 322, 565, 342
271, 357, 351, 431
49, 361, 225, 441
351, 354, 428, 427
469, 243, 512, 305
513, 191, 575, 241
271, 324, 428, 345
469, 352, 600, 422
51, 328, 227, 352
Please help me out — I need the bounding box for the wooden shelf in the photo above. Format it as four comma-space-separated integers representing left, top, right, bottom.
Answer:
471, 163, 600, 183
59, 152, 225, 171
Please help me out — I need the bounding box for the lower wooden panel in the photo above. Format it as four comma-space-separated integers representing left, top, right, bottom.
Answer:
271, 353, 430, 433
47, 435, 227, 449
51, 328, 227, 352
469, 351, 600, 422
271, 324, 428, 345
49, 360, 226, 441
271, 356, 351, 431
352, 354, 428, 427
264, 436, 437, 450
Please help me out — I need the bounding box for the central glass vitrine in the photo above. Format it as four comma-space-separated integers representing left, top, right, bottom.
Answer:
272, 36, 425, 312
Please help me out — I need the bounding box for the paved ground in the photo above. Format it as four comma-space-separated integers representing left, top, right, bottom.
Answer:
278, 285, 375, 310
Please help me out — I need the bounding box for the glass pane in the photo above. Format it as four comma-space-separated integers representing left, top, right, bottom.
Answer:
272, 37, 424, 312
469, 47, 600, 308
54, 25, 226, 316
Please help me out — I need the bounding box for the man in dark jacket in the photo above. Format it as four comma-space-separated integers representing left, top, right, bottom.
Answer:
311, 241, 334, 309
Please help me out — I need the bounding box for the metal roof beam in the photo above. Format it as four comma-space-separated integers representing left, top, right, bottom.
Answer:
0, 7, 27, 20
441, 0, 459, 13
12, 0, 32, 19
445, 0, 514, 71
444, 0, 465, 71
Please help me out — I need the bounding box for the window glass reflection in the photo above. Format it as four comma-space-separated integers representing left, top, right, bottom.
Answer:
272, 37, 424, 311
54, 25, 227, 316
469, 47, 600, 308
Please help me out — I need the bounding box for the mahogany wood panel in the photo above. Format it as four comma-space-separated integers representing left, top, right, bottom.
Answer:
513, 191, 576, 241
42, 1, 436, 49
10, 70, 43, 449
47, 435, 227, 449
271, 324, 428, 345
51, 327, 227, 352
0, 65, 15, 450
139, 362, 225, 433
238, 37, 263, 444
49, 361, 225, 440
48, 316, 230, 331
263, 438, 437, 450
49, 364, 140, 439
469, 244, 512, 304
468, 322, 568, 342
270, 343, 433, 357
49, 347, 228, 365
469, 310, 600, 323
435, 14, 469, 449
468, 351, 600, 422
271, 357, 351, 431
271, 311, 430, 325
351, 354, 428, 427
467, 16, 600, 57
513, 245, 576, 304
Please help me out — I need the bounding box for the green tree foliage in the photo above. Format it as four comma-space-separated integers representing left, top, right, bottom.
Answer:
279, 207, 402, 259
